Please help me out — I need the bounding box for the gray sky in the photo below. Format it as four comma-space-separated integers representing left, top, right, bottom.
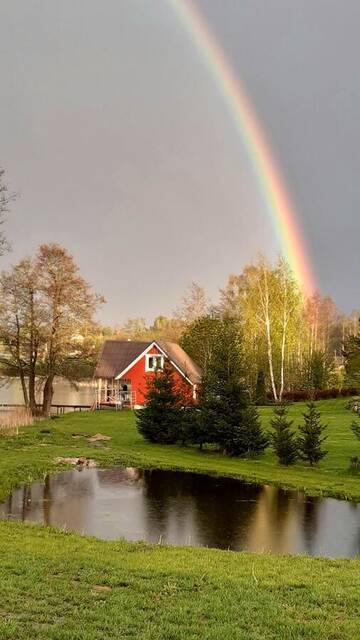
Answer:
1, 0, 359, 323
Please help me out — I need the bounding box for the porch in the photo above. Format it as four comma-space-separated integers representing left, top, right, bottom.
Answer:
96, 378, 136, 409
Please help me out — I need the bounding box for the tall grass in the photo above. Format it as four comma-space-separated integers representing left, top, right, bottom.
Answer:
0, 407, 34, 436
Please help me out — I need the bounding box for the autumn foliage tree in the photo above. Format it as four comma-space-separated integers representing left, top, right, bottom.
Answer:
0, 258, 43, 413
0, 244, 103, 415
37, 244, 103, 414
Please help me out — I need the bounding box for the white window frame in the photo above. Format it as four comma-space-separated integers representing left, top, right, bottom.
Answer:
145, 353, 164, 372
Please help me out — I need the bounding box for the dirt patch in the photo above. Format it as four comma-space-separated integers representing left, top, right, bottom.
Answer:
87, 433, 112, 443
91, 585, 112, 594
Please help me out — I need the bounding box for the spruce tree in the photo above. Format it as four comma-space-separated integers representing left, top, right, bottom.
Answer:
351, 417, 360, 441
270, 404, 298, 465
199, 318, 268, 456
135, 361, 182, 444
350, 417, 360, 470
298, 402, 328, 466
255, 370, 266, 405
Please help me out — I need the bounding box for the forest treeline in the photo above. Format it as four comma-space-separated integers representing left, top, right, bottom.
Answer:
99, 259, 360, 402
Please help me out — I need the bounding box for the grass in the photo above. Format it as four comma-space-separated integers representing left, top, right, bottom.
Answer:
0, 521, 359, 640
0, 398, 359, 502
0, 398, 359, 639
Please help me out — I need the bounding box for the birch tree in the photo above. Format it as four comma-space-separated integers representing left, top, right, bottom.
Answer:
230, 257, 302, 401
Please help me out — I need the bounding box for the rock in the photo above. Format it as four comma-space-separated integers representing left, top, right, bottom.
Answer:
87, 433, 112, 443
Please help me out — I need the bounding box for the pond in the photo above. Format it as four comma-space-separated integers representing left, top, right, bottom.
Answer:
1, 466, 359, 558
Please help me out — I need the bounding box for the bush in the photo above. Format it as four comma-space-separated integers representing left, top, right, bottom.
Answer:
274, 387, 360, 403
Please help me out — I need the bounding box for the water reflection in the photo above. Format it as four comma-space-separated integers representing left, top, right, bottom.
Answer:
1, 467, 359, 558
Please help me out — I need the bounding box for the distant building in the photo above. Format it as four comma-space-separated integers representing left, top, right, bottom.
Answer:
94, 340, 202, 408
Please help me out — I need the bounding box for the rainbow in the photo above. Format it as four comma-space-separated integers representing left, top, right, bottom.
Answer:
170, 0, 316, 295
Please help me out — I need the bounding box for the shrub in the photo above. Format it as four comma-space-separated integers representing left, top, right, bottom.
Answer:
277, 387, 359, 402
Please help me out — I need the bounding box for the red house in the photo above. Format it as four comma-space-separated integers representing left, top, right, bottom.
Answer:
94, 340, 202, 408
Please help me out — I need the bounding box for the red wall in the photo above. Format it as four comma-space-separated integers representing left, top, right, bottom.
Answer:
125, 345, 193, 405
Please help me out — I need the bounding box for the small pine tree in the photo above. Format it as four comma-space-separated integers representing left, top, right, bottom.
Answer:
351, 417, 360, 441
223, 404, 269, 457
255, 370, 266, 405
298, 402, 328, 466
270, 404, 298, 465
350, 417, 360, 470
135, 361, 182, 444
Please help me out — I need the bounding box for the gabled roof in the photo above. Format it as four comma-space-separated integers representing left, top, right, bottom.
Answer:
94, 341, 152, 379
94, 340, 202, 384
157, 341, 202, 384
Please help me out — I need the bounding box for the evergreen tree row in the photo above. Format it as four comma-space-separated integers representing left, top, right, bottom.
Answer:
136, 318, 329, 466
270, 402, 328, 466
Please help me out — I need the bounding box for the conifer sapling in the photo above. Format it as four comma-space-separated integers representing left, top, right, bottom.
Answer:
270, 403, 298, 465
135, 360, 182, 444
298, 402, 328, 466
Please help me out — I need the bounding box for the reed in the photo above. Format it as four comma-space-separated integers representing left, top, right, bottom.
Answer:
0, 407, 34, 436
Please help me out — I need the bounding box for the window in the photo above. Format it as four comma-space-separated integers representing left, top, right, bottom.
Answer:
145, 354, 164, 372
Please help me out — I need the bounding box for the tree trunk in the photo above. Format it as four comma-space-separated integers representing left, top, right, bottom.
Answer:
28, 370, 37, 415
42, 375, 54, 416
15, 315, 29, 407
28, 291, 38, 414
265, 316, 278, 402
19, 369, 29, 407
279, 313, 287, 402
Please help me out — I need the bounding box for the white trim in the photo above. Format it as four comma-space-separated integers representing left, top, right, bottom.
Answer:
114, 340, 195, 386
152, 342, 195, 387
114, 342, 157, 379
145, 353, 164, 372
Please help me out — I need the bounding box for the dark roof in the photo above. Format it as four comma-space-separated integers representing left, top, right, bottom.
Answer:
94, 340, 202, 384
157, 341, 202, 384
94, 341, 151, 379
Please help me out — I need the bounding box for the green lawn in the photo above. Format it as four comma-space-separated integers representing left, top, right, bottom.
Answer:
0, 398, 359, 639
0, 521, 359, 640
1, 398, 359, 502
